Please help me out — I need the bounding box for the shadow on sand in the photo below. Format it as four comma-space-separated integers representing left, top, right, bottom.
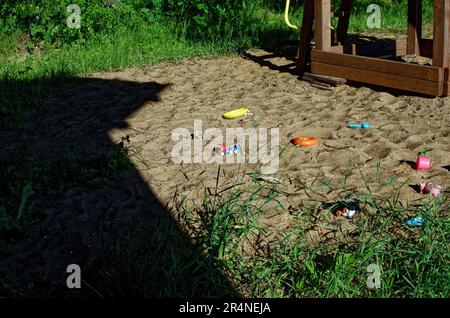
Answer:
0, 74, 235, 297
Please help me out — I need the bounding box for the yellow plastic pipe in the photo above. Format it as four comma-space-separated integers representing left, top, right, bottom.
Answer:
285, 0, 298, 30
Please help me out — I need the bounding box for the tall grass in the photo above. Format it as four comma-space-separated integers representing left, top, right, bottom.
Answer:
173, 166, 449, 297
73, 166, 449, 298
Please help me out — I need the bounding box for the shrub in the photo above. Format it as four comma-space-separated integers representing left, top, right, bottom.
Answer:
0, 0, 150, 45
157, 0, 253, 41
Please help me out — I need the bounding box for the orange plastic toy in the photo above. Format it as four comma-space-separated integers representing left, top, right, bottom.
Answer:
292, 136, 318, 148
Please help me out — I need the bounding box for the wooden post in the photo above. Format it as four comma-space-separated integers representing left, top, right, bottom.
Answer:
433, 0, 450, 68
407, 0, 422, 55
297, 0, 315, 75
336, 0, 353, 45
315, 0, 332, 51
306, 0, 448, 96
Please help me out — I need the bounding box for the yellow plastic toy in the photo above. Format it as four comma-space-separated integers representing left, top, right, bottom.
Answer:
222, 107, 250, 119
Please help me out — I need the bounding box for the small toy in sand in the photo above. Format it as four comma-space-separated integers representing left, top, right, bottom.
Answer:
347, 123, 370, 129
219, 144, 227, 155
216, 144, 240, 156
420, 181, 443, 197
222, 107, 251, 119
405, 215, 424, 227
416, 148, 432, 171
334, 201, 360, 218
292, 136, 318, 148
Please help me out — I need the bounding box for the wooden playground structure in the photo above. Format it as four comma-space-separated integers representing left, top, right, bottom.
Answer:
294, 0, 450, 96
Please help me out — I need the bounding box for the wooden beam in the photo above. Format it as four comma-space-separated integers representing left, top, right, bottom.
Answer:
396, 38, 408, 56
330, 45, 344, 53
296, 0, 315, 75
433, 0, 450, 68
311, 62, 443, 96
407, 0, 422, 55
314, 0, 331, 51
336, 0, 353, 45
444, 81, 450, 95
302, 72, 346, 86
312, 50, 443, 82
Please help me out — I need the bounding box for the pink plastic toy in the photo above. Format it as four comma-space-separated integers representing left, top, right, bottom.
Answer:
416, 148, 432, 171
420, 182, 443, 197
220, 144, 227, 156
416, 156, 431, 170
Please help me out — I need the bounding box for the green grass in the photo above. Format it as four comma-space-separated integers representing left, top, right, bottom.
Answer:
0, 30, 23, 62
183, 168, 448, 297
345, 0, 434, 34
71, 165, 449, 298
0, 23, 230, 129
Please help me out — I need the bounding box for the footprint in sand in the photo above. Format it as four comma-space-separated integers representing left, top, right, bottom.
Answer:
405, 135, 428, 151
386, 130, 408, 144
363, 143, 392, 159
441, 130, 450, 138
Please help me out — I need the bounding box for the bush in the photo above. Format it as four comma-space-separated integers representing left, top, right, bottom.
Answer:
0, 0, 151, 45
157, 0, 253, 41
0, 0, 264, 45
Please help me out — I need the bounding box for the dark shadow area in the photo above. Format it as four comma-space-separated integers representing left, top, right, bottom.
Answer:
409, 184, 422, 194
400, 160, 417, 170
240, 41, 299, 77
444, 165, 450, 172
0, 74, 235, 297
343, 35, 408, 59
344, 81, 432, 98
241, 51, 298, 75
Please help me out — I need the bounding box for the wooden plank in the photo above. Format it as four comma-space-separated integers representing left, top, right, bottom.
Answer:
303, 72, 346, 86
336, 0, 353, 45
433, 0, 450, 67
443, 81, 450, 96
330, 45, 344, 53
396, 38, 408, 56
447, 4, 450, 84
312, 62, 443, 96
407, 0, 422, 55
296, 0, 315, 75
312, 50, 443, 81
314, 0, 331, 51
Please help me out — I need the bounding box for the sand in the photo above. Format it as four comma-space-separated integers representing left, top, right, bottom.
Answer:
103, 50, 450, 206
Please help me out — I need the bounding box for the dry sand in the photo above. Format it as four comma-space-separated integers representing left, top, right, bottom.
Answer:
102, 50, 450, 207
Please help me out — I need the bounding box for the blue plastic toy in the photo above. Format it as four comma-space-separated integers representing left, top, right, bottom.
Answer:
405, 215, 424, 227
347, 123, 370, 129
226, 144, 240, 155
